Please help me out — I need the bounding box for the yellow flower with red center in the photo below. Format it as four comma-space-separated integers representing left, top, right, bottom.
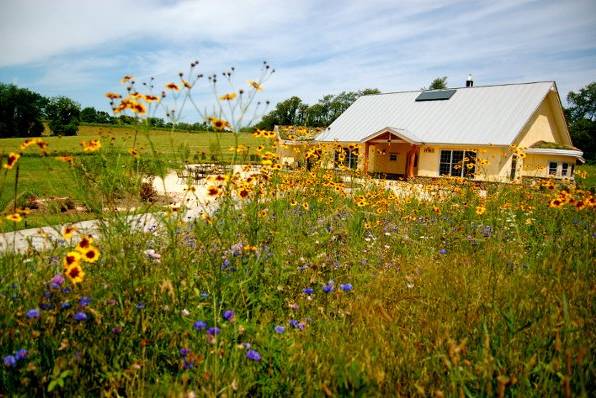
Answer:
210, 118, 230, 130
3, 152, 20, 169
207, 185, 221, 197
81, 139, 101, 152
62, 225, 77, 239
248, 80, 263, 91
56, 156, 74, 165
165, 82, 180, 91
302, 202, 310, 210
144, 94, 160, 102
63, 251, 81, 269
76, 236, 93, 252
65, 263, 85, 284
6, 213, 22, 222
220, 92, 237, 101
238, 186, 250, 199
549, 198, 563, 208
81, 246, 100, 263
355, 196, 367, 207
106, 92, 122, 100
129, 148, 139, 158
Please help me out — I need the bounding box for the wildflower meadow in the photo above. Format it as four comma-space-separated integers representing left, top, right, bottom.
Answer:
0, 61, 594, 397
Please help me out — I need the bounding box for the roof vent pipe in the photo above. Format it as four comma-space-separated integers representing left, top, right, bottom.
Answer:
466, 74, 474, 87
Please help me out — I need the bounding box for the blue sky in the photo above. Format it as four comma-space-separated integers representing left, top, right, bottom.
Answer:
0, 0, 595, 123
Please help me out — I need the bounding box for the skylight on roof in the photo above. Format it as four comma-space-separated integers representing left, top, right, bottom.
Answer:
415, 89, 456, 102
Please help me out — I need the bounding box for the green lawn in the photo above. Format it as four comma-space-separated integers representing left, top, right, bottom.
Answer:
0, 128, 268, 231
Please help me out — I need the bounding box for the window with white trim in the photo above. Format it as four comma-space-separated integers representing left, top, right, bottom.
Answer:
561, 163, 569, 176
439, 150, 476, 177
548, 162, 558, 176
334, 147, 358, 169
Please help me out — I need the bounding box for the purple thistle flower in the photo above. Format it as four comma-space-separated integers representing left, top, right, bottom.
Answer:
439, 248, 447, 255
223, 310, 235, 321
274, 325, 285, 334
207, 327, 220, 336
73, 311, 88, 321
26, 309, 40, 319
15, 349, 27, 361
303, 287, 314, 295
3, 355, 16, 368
246, 349, 261, 361
193, 320, 207, 331
79, 296, 92, 307
340, 283, 353, 292
322, 283, 334, 293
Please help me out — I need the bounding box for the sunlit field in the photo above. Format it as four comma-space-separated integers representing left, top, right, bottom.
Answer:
0, 129, 594, 396
0, 59, 594, 397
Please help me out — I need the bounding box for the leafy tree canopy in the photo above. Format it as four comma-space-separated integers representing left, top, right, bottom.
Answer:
46, 96, 81, 136
566, 82, 595, 161
428, 76, 448, 90
0, 83, 47, 138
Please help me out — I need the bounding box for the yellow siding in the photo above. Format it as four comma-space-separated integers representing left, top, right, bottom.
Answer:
523, 154, 577, 178
417, 145, 512, 182
368, 143, 409, 174
516, 92, 570, 148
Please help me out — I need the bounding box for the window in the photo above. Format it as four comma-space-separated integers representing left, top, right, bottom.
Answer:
389, 153, 397, 161
510, 154, 518, 180
561, 163, 568, 176
439, 150, 476, 177
548, 162, 558, 176
334, 147, 358, 169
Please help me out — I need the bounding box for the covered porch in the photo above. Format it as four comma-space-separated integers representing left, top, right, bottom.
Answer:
362, 128, 420, 178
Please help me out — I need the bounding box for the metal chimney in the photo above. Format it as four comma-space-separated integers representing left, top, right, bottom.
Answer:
466, 74, 474, 87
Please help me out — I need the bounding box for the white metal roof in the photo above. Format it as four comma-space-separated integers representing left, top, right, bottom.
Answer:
314, 81, 556, 146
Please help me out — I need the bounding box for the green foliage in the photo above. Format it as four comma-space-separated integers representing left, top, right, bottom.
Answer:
0, 83, 46, 138
429, 76, 448, 90
0, 150, 594, 395
256, 89, 380, 129
46, 97, 81, 136
566, 82, 595, 161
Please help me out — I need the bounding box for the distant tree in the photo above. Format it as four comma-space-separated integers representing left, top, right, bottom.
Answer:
428, 76, 448, 90
257, 88, 380, 129
566, 82, 595, 161
0, 83, 47, 138
116, 115, 138, 125
45, 97, 81, 136
147, 117, 166, 128
80, 107, 98, 123
95, 111, 113, 124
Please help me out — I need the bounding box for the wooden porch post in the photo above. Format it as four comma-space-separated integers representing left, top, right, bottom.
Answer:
363, 142, 370, 174
406, 145, 418, 178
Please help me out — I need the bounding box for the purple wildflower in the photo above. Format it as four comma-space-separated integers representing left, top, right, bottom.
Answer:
207, 327, 220, 336
193, 320, 207, 331
179, 348, 189, 357
62, 287, 72, 294
15, 349, 27, 361
61, 302, 71, 310
73, 311, 88, 321
231, 242, 243, 256
112, 327, 122, 334
49, 274, 64, 289
79, 296, 92, 307
340, 283, 353, 292
222, 258, 231, 270
289, 319, 300, 329
136, 302, 145, 310
246, 349, 261, 361
439, 248, 447, 255
3, 355, 16, 368
40, 303, 52, 310
223, 310, 235, 321
303, 287, 314, 295
322, 283, 334, 293
26, 309, 40, 319
274, 325, 285, 334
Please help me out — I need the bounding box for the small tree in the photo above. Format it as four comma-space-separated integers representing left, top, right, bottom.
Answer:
80, 107, 98, 123
428, 76, 448, 90
46, 96, 81, 136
